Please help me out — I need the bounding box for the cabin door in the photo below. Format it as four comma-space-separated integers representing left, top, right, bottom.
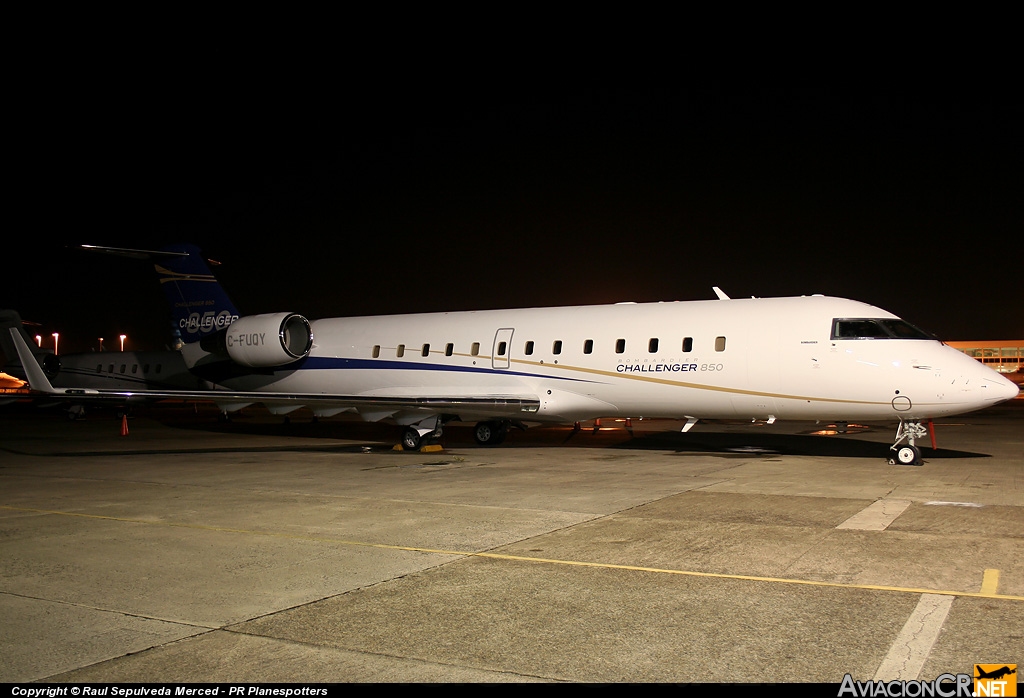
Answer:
492, 328, 514, 369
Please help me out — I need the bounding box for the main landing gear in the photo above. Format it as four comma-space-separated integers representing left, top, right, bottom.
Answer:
473, 420, 509, 446
888, 419, 929, 466
399, 418, 517, 450
400, 424, 444, 451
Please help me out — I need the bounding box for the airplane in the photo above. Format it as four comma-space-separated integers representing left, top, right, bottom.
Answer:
9, 244, 1019, 464
974, 666, 1016, 681
1, 308, 209, 414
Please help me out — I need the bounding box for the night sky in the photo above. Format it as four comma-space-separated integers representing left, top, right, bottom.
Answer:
4, 74, 1022, 355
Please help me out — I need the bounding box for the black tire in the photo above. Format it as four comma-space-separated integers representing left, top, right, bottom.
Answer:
895, 445, 921, 465
401, 427, 422, 451
474, 420, 508, 446
473, 421, 496, 445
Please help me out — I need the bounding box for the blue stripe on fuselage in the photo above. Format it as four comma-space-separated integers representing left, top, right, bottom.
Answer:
293, 356, 597, 383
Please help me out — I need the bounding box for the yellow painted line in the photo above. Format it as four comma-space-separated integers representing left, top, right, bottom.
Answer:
5, 505, 1022, 602
980, 569, 1000, 596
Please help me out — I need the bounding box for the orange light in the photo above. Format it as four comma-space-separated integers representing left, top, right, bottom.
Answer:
52, 333, 59, 356
119, 334, 126, 352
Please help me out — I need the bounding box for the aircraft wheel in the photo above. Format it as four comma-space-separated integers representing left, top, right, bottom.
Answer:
474, 420, 508, 446
473, 421, 495, 445
894, 445, 922, 466
401, 427, 422, 451
468, 421, 497, 442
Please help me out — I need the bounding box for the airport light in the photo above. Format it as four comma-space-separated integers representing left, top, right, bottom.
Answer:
120, 334, 126, 352
35, 335, 42, 347
52, 333, 59, 356
98, 337, 104, 352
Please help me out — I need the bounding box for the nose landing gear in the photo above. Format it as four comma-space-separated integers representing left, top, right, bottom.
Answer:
889, 419, 928, 466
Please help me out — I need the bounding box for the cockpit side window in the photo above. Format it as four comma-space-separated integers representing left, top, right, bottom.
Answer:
831, 319, 934, 340
879, 320, 934, 339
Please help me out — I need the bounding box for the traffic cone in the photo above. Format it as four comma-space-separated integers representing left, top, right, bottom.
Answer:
120, 414, 129, 436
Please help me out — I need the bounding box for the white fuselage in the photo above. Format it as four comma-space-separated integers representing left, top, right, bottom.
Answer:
213, 295, 1019, 424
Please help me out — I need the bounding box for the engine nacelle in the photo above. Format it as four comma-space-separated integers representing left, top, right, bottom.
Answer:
224, 313, 313, 368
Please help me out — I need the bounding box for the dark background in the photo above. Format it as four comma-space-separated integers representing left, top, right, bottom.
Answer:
4, 58, 1021, 354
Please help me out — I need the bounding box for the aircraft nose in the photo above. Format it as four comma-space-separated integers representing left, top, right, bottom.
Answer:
975, 365, 1020, 404
995, 374, 1020, 402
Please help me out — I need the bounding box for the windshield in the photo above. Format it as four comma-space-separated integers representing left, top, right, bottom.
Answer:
831, 318, 935, 340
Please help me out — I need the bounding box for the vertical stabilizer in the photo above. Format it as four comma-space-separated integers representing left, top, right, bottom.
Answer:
0, 310, 55, 375
154, 244, 241, 346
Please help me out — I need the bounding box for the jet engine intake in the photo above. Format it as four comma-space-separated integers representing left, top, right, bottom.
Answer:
224, 313, 313, 367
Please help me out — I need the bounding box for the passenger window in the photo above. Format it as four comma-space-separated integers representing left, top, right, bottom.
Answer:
372, 345, 380, 358
119, 364, 126, 374
95, 364, 101, 373
132, 364, 138, 374
649, 338, 659, 353
553, 340, 562, 355
144, 364, 150, 373
422, 343, 430, 357
445, 343, 453, 356
584, 339, 594, 354
108, 364, 114, 373
682, 337, 693, 352
615, 339, 626, 354
525, 341, 534, 356
497, 341, 507, 356
471, 342, 480, 356
397, 344, 405, 358
715, 336, 727, 352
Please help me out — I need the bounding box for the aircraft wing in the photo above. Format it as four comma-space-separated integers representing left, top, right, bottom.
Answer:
7, 328, 540, 419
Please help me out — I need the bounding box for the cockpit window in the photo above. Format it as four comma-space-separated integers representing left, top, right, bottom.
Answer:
831, 319, 934, 340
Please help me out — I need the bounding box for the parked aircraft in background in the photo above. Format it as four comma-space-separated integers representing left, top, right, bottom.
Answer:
10, 245, 1019, 464
1, 309, 207, 414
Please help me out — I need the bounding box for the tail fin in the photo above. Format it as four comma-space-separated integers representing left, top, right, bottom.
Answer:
0, 310, 55, 374
77, 244, 241, 347
154, 244, 240, 346
6, 327, 58, 393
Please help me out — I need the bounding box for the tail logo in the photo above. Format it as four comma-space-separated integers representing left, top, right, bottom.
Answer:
180, 310, 239, 334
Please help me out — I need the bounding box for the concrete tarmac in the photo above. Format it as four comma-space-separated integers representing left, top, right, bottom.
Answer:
1, 401, 1021, 683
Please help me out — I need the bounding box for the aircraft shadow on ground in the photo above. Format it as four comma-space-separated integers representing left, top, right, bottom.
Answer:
156, 413, 989, 461
613, 431, 989, 460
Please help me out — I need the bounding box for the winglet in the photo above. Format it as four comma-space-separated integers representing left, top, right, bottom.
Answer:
712, 287, 730, 300
8, 328, 58, 394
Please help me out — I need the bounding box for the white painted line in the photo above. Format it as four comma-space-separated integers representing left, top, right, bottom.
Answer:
874, 594, 954, 681
837, 499, 912, 531
924, 501, 983, 508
